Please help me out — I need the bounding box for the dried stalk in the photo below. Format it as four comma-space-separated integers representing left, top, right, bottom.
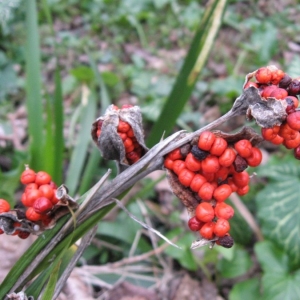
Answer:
8, 87, 261, 295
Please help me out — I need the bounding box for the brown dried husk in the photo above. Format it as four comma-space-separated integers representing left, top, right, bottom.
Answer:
91, 105, 148, 167
0, 185, 78, 236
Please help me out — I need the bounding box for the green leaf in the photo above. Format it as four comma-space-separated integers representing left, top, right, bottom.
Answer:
146, 0, 227, 146
229, 278, 260, 300
256, 164, 300, 267
285, 55, 300, 78
255, 241, 289, 273
255, 241, 300, 300
217, 245, 253, 278
65, 89, 97, 195
70, 66, 95, 83
25, 0, 45, 171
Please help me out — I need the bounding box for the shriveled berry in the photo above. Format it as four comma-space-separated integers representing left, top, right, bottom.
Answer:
214, 218, 230, 237
215, 202, 234, 219
195, 202, 214, 222
198, 131, 216, 151
287, 111, 300, 131
191, 145, 209, 161
255, 67, 272, 84
233, 155, 248, 172
0, 199, 10, 213
185, 153, 202, 172
199, 222, 215, 240
33, 197, 53, 214
234, 140, 253, 158
216, 234, 234, 248
288, 80, 300, 96
178, 168, 195, 187
18, 231, 30, 239
279, 73, 292, 88
285, 97, 296, 114
188, 216, 203, 231
213, 184, 232, 202
294, 145, 300, 160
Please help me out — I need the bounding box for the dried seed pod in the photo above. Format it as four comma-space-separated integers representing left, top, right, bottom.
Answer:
91, 105, 148, 167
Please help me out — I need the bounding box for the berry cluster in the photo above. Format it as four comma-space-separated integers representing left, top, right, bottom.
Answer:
164, 131, 262, 245
20, 166, 58, 226
244, 66, 300, 159
96, 104, 143, 164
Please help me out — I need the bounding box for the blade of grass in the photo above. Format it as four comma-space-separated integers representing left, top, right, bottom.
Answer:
41, 260, 61, 300
41, 0, 64, 184
146, 0, 227, 147
86, 48, 111, 114
25, 0, 44, 170
78, 147, 102, 195
65, 86, 97, 195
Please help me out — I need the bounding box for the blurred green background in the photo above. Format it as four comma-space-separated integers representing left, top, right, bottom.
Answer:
0, 0, 300, 299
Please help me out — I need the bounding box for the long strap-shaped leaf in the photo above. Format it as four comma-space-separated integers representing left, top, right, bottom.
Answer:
25, 0, 44, 170
146, 0, 227, 147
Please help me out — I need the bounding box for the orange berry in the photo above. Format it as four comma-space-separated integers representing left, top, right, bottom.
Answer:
198, 131, 216, 151
198, 182, 215, 201
214, 218, 230, 237
213, 184, 232, 202
39, 184, 55, 199
210, 137, 228, 156
234, 140, 253, 158
20, 167, 36, 185
195, 202, 214, 223
172, 160, 185, 175
233, 171, 250, 188
24, 189, 42, 207
287, 111, 300, 131
246, 147, 263, 167
26, 207, 42, 221
35, 171, 51, 186
178, 168, 195, 187
200, 222, 215, 240
255, 67, 272, 84
219, 148, 236, 167
270, 135, 284, 145
271, 69, 285, 85
201, 155, 220, 173
164, 157, 174, 170
283, 133, 300, 149
185, 153, 201, 172
261, 85, 277, 98
237, 185, 250, 196
167, 148, 182, 161
0, 199, 10, 213
117, 120, 130, 133
190, 174, 207, 193
269, 88, 288, 100
215, 203, 234, 220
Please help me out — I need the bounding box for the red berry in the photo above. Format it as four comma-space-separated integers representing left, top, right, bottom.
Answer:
185, 153, 202, 172
51, 190, 59, 205
278, 123, 298, 140
287, 111, 300, 131
164, 157, 174, 170
198, 131, 216, 151
215, 202, 234, 219
199, 222, 215, 240
233, 171, 250, 188
210, 137, 228, 156
246, 147, 262, 167
33, 197, 53, 214
121, 104, 133, 109
195, 202, 214, 223
219, 148, 236, 167
234, 140, 253, 158
35, 171, 52, 186
126, 151, 140, 164
25, 183, 38, 194
20, 167, 36, 184
0, 199, 10, 213
178, 168, 195, 187
269, 88, 288, 100
227, 178, 238, 193
26, 207, 42, 221
167, 148, 182, 161
283, 133, 300, 149
294, 145, 300, 159
188, 216, 203, 231
213, 184, 232, 202
214, 167, 230, 183
201, 155, 220, 173
271, 69, 285, 85
261, 85, 277, 98
25, 189, 43, 207
237, 185, 250, 196
270, 135, 284, 145
117, 121, 130, 133
255, 67, 272, 84
214, 218, 230, 237
190, 174, 207, 192
198, 182, 215, 202
261, 127, 279, 141
127, 128, 135, 138
118, 132, 127, 141
39, 184, 54, 199
18, 231, 30, 239
172, 160, 185, 175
